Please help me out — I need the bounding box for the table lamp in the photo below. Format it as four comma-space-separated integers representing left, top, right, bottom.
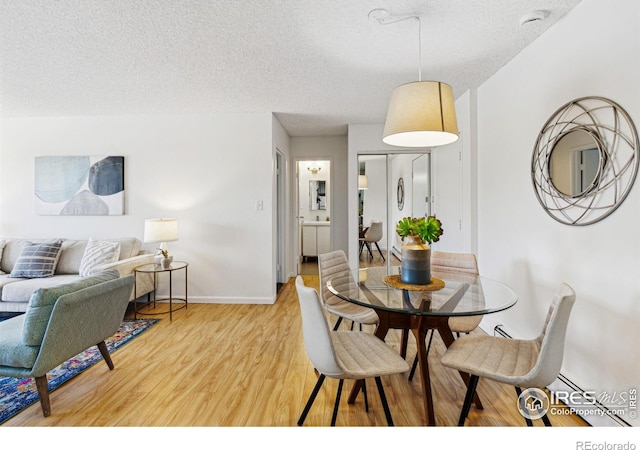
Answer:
144, 218, 178, 263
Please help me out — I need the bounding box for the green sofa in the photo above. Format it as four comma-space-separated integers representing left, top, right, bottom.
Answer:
0, 271, 135, 417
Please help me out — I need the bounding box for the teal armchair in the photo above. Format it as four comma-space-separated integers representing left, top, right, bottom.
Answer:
0, 271, 134, 417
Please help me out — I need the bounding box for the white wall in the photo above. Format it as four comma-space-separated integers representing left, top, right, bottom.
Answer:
477, 0, 640, 426
0, 112, 280, 304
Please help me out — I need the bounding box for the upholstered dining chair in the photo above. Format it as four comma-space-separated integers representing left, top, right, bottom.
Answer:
318, 250, 379, 331
440, 282, 576, 426
359, 221, 385, 261
295, 276, 409, 426
407, 251, 481, 380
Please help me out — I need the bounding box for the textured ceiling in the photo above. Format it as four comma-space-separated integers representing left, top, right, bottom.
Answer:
0, 0, 582, 136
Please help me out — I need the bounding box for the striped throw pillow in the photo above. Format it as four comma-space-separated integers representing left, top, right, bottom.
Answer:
79, 239, 121, 277
9, 240, 64, 278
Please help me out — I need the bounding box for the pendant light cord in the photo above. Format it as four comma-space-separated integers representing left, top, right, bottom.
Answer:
370, 13, 422, 81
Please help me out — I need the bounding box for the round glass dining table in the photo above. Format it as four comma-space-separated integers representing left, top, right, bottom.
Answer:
327, 266, 518, 426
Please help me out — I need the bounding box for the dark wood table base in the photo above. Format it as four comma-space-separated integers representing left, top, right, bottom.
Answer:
347, 309, 483, 426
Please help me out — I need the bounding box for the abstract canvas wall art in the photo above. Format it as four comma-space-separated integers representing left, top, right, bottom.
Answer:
35, 156, 125, 215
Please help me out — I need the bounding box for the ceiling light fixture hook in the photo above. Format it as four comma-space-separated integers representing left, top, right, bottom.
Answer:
368, 9, 422, 82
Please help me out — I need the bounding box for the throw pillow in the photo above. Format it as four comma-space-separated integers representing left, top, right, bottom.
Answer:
79, 238, 121, 277
9, 240, 63, 278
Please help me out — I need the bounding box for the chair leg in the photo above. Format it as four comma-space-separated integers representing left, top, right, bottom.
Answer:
332, 316, 343, 331
374, 377, 394, 426
331, 379, 344, 426
365, 243, 374, 261
458, 374, 480, 426
363, 378, 369, 412
374, 242, 385, 261
297, 373, 326, 426
34, 375, 51, 417
408, 329, 435, 381
97, 341, 114, 370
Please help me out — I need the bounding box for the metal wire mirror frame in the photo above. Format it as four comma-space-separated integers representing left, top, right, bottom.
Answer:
531, 96, 639, 226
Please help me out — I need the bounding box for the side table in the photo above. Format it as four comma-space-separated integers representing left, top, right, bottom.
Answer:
134, 261, 188, 321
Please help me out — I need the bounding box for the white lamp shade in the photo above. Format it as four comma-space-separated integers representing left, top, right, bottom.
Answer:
383, 81, 459, 148
144, 218, 178, 243
358, 175, 368, 190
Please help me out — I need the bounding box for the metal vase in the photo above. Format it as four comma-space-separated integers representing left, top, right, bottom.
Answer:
400, 236, 431, 285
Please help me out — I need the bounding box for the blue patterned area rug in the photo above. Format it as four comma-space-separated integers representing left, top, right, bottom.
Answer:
0, 318, 159, 424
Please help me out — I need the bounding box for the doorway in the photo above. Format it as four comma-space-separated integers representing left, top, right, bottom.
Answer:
296, 160, 331, 276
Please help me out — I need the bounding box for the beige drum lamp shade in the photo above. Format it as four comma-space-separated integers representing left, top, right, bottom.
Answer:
144, 218, 178, 253
383, 81, 459, 148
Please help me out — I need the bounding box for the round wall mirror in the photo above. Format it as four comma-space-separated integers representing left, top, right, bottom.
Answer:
397, 177, 405, 210
532, 97, 639, 226
548, 129, 604, 198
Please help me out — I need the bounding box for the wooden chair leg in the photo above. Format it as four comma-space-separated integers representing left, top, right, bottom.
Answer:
298, 374, 326, 426
34, 375, 51, 417
97, 341, 114, 370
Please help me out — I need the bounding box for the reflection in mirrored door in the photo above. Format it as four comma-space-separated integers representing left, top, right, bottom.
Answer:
357, 152, 431, 274
358, 155, 388, 270
412, 154, 431, 218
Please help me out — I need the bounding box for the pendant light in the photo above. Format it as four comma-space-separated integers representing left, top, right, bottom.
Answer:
371, 9, 459, 148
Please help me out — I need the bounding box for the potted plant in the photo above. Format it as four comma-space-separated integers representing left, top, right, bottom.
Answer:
396, 216, 443, 285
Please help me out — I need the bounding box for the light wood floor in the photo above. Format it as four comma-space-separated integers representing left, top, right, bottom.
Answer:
3, 275, 588, 428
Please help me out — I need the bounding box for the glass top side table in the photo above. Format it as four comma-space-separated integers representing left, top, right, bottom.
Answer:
134, 261, 188, 321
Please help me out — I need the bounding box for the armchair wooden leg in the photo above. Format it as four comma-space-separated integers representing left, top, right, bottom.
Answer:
97, 341, 114, 370
34, 375, 51, 417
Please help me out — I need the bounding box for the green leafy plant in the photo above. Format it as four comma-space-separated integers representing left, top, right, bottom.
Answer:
396, 216, 444, 245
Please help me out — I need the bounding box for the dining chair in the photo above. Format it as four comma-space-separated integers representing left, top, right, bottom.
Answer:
318, 250, 379, 331
440, 282, 576, 426
359, 221, 385, 261
407, 251, 481, 380
294, 276, 409, 426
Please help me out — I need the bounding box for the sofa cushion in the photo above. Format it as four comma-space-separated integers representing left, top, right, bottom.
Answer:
0, 315, 39, 369
21, 270, 120, 346
111, 237, 141, 259
79, 239, 121, 277
1, 274, 82, 304
9, 240, 63, 279
56, 239, 88, 274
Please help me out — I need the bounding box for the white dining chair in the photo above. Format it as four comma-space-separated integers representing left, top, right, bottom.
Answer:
408, 251, 481, 380
295, 276, 409, 426
318, 250, 379, 331
440, 283, 576, 426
